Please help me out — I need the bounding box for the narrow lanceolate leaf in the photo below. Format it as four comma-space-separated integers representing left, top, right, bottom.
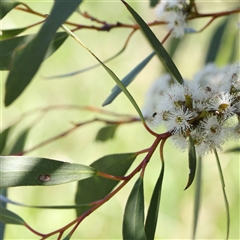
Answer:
61, 24, 144, 121
123, 177, 146, 240
0, 207, 25, 225
0, 127, 11, 154
75, 153, 137, 216
0, 1, 21, 19
4, 1, 82, 106
0, 156, 97, 187
225, 147, 240, 153
205, 17, 229, 64
121, 0, 184, 85
0, 28, 28, 40
0, 194, 90, 209
95, 124, 118, 142
103, 51, 156, 106
145, 162, 165, 240
0, 32, 68, 71
192, 157, 202, 239
8, 128, 30, 155
184, 135, 197, 190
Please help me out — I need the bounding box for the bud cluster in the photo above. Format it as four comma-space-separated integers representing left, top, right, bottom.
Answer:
142, 63, 240, 156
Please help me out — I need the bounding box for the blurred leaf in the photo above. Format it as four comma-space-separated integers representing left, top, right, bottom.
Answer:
0, 34, 33, 71
8, 128, 30, 155
205, 17, 229, 64
61, 25, 144, 121
103, 51, 155, 106
44, 32, 68, 59
122, 177, 146, 240
0, 194, 90, 209
0, 206, 25, 225
4, 1, 82, 106
0, 1, 20, 19
192, 157, 202, 239
168, 38, 181, 58
150, 0, 159, 7
0, 189, 8, 240
225, 147, 240, 153
75, 153, 137, 216
95, 124, 118, 142
184, 135, 197, 190
121, 0, 183, 85
145, 162, 165, 240
214, 149, 230, 239
62, 233, 71, 240
228, 31, 238, 63
0, 28, 28, 40
0, 156, 97, 187
1, 32, 68, 71
0, 127, 11, 154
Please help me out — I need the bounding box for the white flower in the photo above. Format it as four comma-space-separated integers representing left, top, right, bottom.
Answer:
163, 106, 195, 134
170, 133, 188, 151
155, 0, 186, 19
201, 115, 229, 147
142, 62, 240, 156
142, 74, 173, 119
164, 11, 188, 38
207, 92, 236, 117
155, 0, 188, 38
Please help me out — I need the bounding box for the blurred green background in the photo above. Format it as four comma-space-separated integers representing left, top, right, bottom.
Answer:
1, 1, 239, 239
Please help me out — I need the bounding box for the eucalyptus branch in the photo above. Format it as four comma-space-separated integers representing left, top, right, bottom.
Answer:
14, 4, 240, 34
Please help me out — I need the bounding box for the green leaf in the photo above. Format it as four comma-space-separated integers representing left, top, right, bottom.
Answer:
214, 149, 230, 240
0, 156, 97, 187
121, 0, 183, 85
0, 127, 11, 154
205, 17, 229, 64
0, 34, 33, 71
0, 206, 25, 225
0, 27, 28, 40
225, 147, 240, 153
192, 157, 202, 239
0, 194, 90, 209
95, 124, 118, 142
75, 153, 137, 216
4, 1, 82, 106
8, 128, 30, 155
145, 162, 165, 240
103, 51, 156, 106
0, 1, 20, 19
1, 32, 68, 71
122, 177, 146, 240
61, 24, 144, 121
184, 135, 197, 190
150, 0, 159, 7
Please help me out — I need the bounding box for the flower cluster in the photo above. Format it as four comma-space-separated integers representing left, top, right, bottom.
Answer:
143, 63, 240, 156
155, 0, 189, 38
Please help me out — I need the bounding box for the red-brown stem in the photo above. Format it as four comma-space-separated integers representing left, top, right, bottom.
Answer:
143, 122, 159, 137
37, 135, 163, 239
97, 171, 127, 181
24, 223, 44, 237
